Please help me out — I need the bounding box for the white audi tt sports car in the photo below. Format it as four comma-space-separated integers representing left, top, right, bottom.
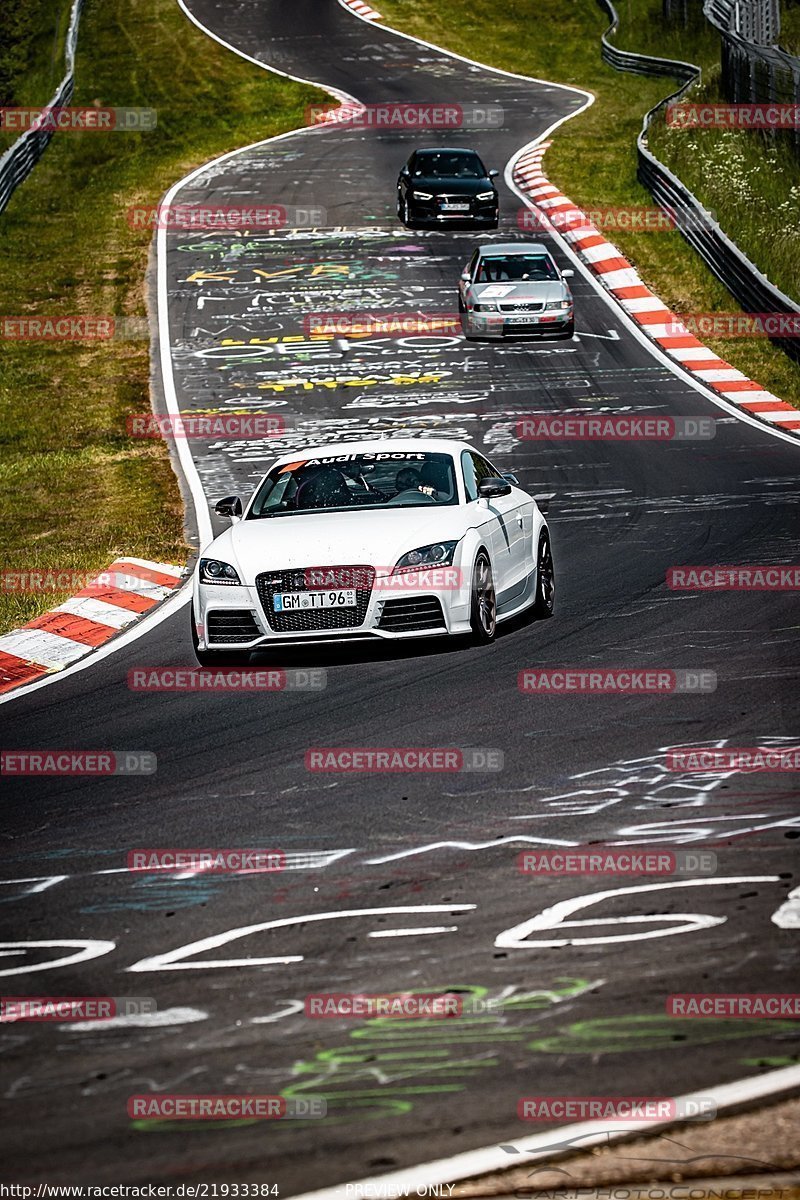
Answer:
191, 438, 554, 665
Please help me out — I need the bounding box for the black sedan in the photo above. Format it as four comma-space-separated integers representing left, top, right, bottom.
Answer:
397, 147, 499, 229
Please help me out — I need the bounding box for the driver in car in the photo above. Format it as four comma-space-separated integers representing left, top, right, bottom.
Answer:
295, 466, 353, 509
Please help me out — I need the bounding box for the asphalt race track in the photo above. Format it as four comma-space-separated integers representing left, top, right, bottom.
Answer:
1, 1, 799, 1193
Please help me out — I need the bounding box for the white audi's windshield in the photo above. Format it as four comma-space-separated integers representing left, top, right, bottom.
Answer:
248, 451, 459, 517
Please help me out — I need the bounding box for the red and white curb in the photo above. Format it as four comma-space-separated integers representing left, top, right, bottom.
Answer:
0, 558, 185, 695
514, 141, 800, 436
338, 0, 382, 20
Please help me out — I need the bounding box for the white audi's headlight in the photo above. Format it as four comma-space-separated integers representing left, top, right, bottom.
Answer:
200, 558, 242, 586
393, 541, 458, 574
473, 302, 498, 312
413, 190, 433, 200
544, 300, 570, 310
475, 191, 496, 201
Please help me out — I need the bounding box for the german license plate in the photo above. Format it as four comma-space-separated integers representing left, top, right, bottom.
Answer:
507, 314, 538, 324
441, 202, 470, 212
274, 589, 356, 611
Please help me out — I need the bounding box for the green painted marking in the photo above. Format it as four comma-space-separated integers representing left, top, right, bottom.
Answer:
528, 1014, 800, 1054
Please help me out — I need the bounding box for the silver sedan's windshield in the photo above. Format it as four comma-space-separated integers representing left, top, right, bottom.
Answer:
247, 451, 459, 518
477, 255, 558, 282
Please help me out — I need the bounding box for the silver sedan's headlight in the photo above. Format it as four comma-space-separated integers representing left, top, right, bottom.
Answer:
393, 541, 458, 574
473, 302, 498, 312
199, 557, 242, 586
545, 299, 571, 310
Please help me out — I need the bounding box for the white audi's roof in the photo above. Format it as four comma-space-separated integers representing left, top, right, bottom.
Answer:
271, 438, 476, 465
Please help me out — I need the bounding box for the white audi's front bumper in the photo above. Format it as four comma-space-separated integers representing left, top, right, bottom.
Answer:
194, 571, 473, 651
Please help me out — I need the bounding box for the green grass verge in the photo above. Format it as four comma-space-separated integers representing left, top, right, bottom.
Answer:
0, 0, 326, 633
0, 0, 75, 117
376, 0, 800, 408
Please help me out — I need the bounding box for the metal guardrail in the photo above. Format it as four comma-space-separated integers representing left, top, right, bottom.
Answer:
704, 0, 800, 157
595, 0, 800, 365
705, 0, 780, 46
0, 0, 85, 215
598, 0, 699, 78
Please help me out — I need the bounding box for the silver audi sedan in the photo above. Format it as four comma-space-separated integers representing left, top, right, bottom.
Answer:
458, 242, 574, 340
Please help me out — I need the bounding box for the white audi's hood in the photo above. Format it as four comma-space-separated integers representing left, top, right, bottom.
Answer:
208, 507, 468, 581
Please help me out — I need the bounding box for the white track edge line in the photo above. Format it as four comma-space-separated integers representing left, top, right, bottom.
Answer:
290, 1063, 800, 1199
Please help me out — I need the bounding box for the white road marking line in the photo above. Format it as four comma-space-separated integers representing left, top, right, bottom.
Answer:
495, 876, 777, 949
64, 1007, 208, 1031
772, 885, 800, 928
367, 926, 458, 938
126, 906, 476, 973
365, 837, 578, 865
0, 939, 116, 978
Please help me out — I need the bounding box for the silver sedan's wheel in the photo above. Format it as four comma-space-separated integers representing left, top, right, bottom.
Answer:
470, 550, 497, 643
